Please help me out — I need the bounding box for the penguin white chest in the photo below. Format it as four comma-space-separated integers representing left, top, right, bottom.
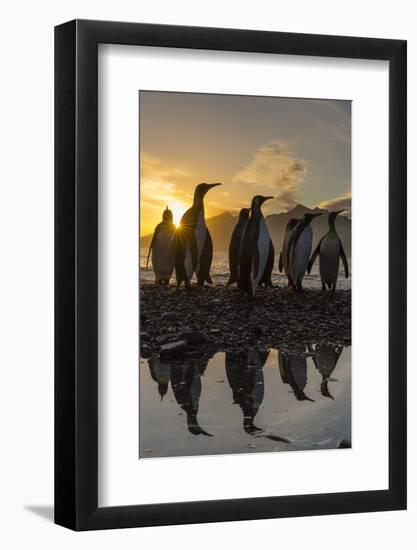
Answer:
291, 226, 312, 283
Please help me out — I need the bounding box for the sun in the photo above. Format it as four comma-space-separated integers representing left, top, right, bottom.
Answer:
169, 199, 187, 228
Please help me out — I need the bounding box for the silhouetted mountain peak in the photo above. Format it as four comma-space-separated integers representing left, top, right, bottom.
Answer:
286, 203, 311, 218
141, 205, 351, 257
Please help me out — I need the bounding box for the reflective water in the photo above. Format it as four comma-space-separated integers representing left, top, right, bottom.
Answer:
139, 345, 351, 458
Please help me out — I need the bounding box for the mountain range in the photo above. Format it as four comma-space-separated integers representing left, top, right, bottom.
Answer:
140, 203, 351, 258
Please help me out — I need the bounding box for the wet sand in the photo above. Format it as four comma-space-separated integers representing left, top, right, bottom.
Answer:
139, 347, 351, 458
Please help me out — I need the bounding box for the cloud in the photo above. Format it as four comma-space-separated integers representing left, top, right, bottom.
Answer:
316, 191, 351, 213
232, 140, 307, 210
140, 152, 192, 205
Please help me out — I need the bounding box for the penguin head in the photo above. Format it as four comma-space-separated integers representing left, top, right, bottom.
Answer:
302, 212, 322, 225
328, 209, 344, 226
238, 208, 250, 221
162, 206, 173, 223
251, 195, 274, 213
193, 182, 222, 202
287, 218, 299, 230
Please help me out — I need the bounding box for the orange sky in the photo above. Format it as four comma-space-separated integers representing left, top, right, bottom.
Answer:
140, 92, 351, 236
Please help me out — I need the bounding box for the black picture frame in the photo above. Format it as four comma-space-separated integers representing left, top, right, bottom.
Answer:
55, 19, 407, 531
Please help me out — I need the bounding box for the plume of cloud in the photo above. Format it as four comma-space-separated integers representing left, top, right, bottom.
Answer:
232, 140, 307, 210
316, 191, 351, 214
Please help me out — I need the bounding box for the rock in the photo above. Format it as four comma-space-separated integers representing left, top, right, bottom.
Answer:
337, 439, 351, 449
161, 312, 178, 322
179, 330, 207, 345
159, 340, 187, 359
140, 344, 151, 358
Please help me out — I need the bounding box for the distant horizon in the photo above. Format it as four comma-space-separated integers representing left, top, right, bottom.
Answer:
140, 201, 351, 238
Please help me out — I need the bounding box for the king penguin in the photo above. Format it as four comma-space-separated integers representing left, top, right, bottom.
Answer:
146, 206, 177, 285
307, 210, 349, 291
175, 182, 221, 288
238, 195, 274, 299
287, 212, 322, 291
278, 218, 299, 286
227, 207, 250, 286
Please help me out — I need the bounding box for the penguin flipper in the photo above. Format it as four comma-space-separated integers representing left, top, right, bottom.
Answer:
260, 240, 274, 286
175, 230, 188, 285
307, 237, 323, 274
145, 223, 161, 270
287, 225, 302, 275
278, 250, 283, 272
339, 239, 349, 278
253, 246, 260, 280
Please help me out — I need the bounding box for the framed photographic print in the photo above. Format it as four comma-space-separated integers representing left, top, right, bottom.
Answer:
55, 20, 407, 530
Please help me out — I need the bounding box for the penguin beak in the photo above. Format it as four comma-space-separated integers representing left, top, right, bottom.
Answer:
334, 210, 344, 217
260, 196, 274, 204
311, 213, 322, 219
207, 183, 222, 189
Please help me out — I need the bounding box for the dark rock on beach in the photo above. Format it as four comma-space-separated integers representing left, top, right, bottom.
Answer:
140, 284, 351, 357
179, 330, 207, 345
159, 340, 187, 359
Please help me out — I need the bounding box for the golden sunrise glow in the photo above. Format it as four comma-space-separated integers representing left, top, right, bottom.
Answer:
139, 94, 352, 237
169, 199, 188, 228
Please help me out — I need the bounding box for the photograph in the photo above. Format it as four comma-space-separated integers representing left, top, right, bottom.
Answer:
139, 91, 351, 458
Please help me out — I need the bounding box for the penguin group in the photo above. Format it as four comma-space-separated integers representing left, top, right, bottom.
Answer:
147, 183, 349, 297
228, 198, 349, 298
146, 182, 222, 288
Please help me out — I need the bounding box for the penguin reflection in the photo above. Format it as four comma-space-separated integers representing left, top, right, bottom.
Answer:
278, 346, 314, 402
226, 350, 290, 443
225, 349, 269, 434
170, 355, 213, 437
308, 344, 344, 399
148, 357, 171, 401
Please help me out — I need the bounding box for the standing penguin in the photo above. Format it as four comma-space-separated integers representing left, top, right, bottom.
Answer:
239, 195, 274, 299
175, 182, 221, 287
227, 208, 250, 286
146, 206, 177, 285
307, 210, 349, 291
287, 212, 322, 291
278, 218, 299, 286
